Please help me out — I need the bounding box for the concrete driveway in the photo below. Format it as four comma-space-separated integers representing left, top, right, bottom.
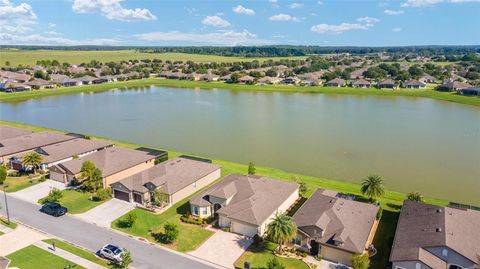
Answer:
75, 198, 134, 227
10, 180, 66, 204
189, 230, 252, 269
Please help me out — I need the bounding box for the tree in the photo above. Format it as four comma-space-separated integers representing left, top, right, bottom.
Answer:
361, 175, 385, 202
351, 254, 370, 269
39, 188, 63, 204
266, 213, 297, 253
0, 166, 6, 185
122, 212, 137, 227
22, 152, 43, 174
230, 73, 241, 83
163, 222, 179, 243
5, 61, 10, 66
116, 250, 132, 269
407, 191, 424, 203
79, 161, 103, 192
267, 257, 285, 269
248, 162, 256, 175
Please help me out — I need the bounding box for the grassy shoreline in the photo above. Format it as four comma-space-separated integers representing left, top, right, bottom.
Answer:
1, 77, 479, 106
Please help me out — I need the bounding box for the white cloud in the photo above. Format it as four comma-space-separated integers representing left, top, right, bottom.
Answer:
48, 22, 56, 28
72, 0, 156, 21
202, 15, 231, 28
45, 31, 61, 35
269, 13, 300, 22
268, 0, 278, 3
317, 1, 324, 4
135, 30, 271, 46
290, 3, 304, 8
392, 27, 402, 32
384, 9, 405, 15
311, 16, 379, 34
401, 0, 480, 7
0, 33, 121, 46
0, 0, 36, 33
233, 5, 255, 15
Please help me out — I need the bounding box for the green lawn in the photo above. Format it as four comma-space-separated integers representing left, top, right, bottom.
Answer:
235, 242, 309, 269
6, 245, 83, 269
0, 217, 17, 229
43, 239, 113, 268
55, 189, 110, 214
370, 210, 400, 269
112, 198, 213, 253
2, 175, 42, 192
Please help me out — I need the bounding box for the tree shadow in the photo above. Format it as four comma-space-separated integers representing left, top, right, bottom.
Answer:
386, 203, 402, 210
176, 201, 190, 215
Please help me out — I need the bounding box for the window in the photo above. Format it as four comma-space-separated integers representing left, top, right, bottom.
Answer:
415, 263, 421, 269
442, 249, 448, 257
201, 207, 208, 215
193, 206, 199, 215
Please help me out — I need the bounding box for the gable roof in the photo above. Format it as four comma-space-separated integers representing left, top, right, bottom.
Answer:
351, 79, 371, 85
390, 200, 480, 266
190, 174, 299, 226
111, 157, 220, 194
326, 78, 346, 85
0, 132, 76, 156
293, 189, 378, 253
0, 125, 33, 140
56, 147, 155, 177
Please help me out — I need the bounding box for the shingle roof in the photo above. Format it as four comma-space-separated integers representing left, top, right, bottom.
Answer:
0, 132, 76, 156
390, 200, 480, 266
56, 147, 155, 177
111, 157, 220, 194
190, 174, 299, 226
326, 78, 346, 85
293, 189, 378, 253
0, 125, 33, 140
351, 79, 371, 86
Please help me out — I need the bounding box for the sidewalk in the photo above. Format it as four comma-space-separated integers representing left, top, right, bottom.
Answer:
34, 241, 105, 269
0, 225, 47, 256
0, 224, 13, 234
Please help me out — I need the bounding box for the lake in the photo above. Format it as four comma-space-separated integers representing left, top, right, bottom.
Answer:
1, 86, 479, 205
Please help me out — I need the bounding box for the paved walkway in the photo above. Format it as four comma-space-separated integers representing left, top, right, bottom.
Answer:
75, 198, 134, 227
34, 241, 105, 269
189, 229, 252, 269
0, 224, 13, 234
10, 180, 66, 204
0, 225, 47, 256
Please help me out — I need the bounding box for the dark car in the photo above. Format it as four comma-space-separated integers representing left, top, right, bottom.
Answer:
40, 202, 67, 217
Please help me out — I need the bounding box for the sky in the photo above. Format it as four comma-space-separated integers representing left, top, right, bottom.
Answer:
0, 0, 479, 47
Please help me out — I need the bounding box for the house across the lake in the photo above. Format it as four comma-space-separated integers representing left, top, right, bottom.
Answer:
325, 78, 346, 87
402, 80, 426, 89
189, 174, 299, 237
378, 79, 398, 89
351, 79, 371, 88
457, 87, 480, 96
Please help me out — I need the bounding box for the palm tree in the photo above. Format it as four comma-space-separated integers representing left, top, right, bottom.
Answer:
266, 213, 297, 253
79, 161, 103, 192
361, 174, 385, 202
406, 191, 424, 203
22, 152, 43, 174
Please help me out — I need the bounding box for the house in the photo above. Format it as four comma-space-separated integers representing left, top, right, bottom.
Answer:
457, 87, 480, 96
52, 76, 80, 87
300, 77, 321, 86
49, 147, 156, 187
189, 174, 299, 237
378, 79, 398, 89
0, 132, 76, 164
403, 80, 426, 89
438, 81, 472, 92
293, 189, 379, 266
0, 125, 33, 140
0, 80, 32, 92
0, 71, 30, 83
325, 78, 346, 87
282, 77, 300, 85
239, 75, 255, 84
185, 73, 202, 81
10, 138, 113, 171
419, 74, 436, 84
110, 157, 221, 204
25, 79, 55, 89
390, 200, 480, 269
219, 74, 232, 82
351, 79, 371, 88
257, 76, 281, 85
200, 74, 220, 82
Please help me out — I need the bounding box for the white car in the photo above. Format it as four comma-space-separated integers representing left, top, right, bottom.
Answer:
99, 244, 125, 263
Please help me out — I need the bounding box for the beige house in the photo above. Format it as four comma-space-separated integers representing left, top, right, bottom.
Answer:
49, 147, 156, 187
110, 157, 221, 204
293, 189, 379, 266
0, 131, 76, 164
189, 174, 299, 237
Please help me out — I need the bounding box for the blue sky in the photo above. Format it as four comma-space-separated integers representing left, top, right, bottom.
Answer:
0, 0, 479, 46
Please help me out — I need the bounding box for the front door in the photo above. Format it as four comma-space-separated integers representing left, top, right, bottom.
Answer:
133, 193, 143, 204
310, 240, 320, 256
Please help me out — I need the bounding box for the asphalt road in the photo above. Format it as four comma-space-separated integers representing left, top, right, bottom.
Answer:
0, 194, 219, 269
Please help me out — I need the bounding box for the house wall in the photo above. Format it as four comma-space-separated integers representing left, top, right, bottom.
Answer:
320, 246, 354, 267
257, 188, 299, 235
426, 246, 476, 269
392, 261, 432, 269
218, 214, 231, 227
190, 204, 212, 218
102, 159, 155, 187
170, 169, 221, 205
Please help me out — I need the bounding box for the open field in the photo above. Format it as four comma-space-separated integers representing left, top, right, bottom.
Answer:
0, 49, 307, 67
1, 77, 479, 107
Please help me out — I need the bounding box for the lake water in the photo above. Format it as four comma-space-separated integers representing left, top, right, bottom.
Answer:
1, 86, 479, 205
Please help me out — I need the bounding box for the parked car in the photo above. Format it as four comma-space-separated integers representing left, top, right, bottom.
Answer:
40, 202, 67, 217
99, 244, 125, 263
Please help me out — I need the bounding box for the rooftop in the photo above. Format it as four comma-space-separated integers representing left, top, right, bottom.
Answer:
0, 132, 76, 156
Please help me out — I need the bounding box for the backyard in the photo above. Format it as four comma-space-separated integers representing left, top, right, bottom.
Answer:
6, 245, 83, 269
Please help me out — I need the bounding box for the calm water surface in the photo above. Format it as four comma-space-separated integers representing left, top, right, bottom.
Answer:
1, 87, 479, 205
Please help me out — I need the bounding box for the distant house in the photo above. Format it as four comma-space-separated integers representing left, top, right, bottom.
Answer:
239, 75, 255, 84
438, 81, 471, 92
419, 74, 436, 84
351, 79, 371, 88
0, 71, 30, 83
25, 79, 55, 89
402, 80, 426, 89
0, 80, 32, 92
458, 87, 480, 96
56, 77, 80, 87
49, 147, 156, 186
390, 200, 480, 269
75, 75, 97, 85
378, 79, 397, 89
0, 125, 33, 140
257, 76, 281, 85
300, 77, 321, 86
293, 189, 379, 266
282, 77, 300, 85
185, 73, 202, 81
200, 74, 220, 82
110, 157, 221, 204
325, 78, 346, 87
219, 74, 232, 83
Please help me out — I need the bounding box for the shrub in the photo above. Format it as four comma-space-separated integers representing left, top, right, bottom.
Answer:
267, 257, 285, 269
180, 214, 211, 225
252, 234, 264, 247
95, 188, 112, 201
248, 162, 256, 175
122, 213, 137, 228
38, 175, 47, 182
296, 249, 308, 257
0, 166, 6, 185
376, 207, 383, 220
39, 188, 63, 204
351, 254, 370, 269
163, 222, 179, 243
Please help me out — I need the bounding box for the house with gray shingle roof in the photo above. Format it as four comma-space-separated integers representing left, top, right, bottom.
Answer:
0, 125, 33, 140
189, 174, 299, 237
390, 200, 480, 269
292, 189, 379, 266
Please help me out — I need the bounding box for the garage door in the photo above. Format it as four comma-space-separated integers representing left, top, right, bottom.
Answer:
50, 171, 65, 183
231, 221, 258, 237
113, 189, 130, 202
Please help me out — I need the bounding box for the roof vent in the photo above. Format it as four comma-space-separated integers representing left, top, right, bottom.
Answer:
329, 199, 334, 203
436, 228, 442, 232
436, 209, 443, 213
